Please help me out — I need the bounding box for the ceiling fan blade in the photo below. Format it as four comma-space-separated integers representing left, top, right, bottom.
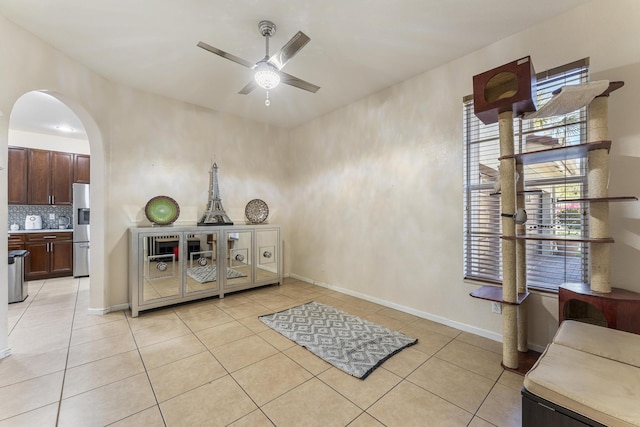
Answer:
280, 72, 320, 93
197, 41, 255, 69
268, 31, 310, 70
238, 80, 258, 95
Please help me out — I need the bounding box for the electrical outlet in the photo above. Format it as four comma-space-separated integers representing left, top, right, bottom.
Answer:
49, 213, 55, 220
491, 301, 502, 314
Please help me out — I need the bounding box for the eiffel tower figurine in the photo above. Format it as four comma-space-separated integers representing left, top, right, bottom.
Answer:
198, 162, 233, 226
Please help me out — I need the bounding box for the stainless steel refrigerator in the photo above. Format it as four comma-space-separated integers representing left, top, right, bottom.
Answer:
73, 183, 90, 277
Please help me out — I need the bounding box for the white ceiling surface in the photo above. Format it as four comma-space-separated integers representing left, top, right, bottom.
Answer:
0, 0, 590, 131
11, 92, 88, 139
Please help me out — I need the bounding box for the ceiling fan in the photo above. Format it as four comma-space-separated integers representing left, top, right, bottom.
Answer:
197, 20, 320, 106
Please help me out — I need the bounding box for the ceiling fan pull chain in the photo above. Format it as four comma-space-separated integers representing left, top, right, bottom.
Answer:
265, 90, 271, 107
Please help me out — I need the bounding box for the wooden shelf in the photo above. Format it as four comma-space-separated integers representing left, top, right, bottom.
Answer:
499, 141, 611, 165
560, 282, 640, 301
490, 190, 544, 197
501, 234, 614, 243
470, 285, 530, 305
556, 196, 638, 203
598, 81, 625, 97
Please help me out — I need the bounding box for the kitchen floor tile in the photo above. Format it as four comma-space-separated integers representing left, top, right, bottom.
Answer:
318, 366, 402, 409
159, 375, 257, 426
0, 371, 64, 421
2, 276, 524, 426
147, 351, 227, 402
367, 380, 473, 426
407, 357, 495, 413
137, 333, 207, 370
62, 349, 145, 398
58, 373, 156, 427
261, 378, 362, 427
211, 334, 278, 372
232, 353, 313, 406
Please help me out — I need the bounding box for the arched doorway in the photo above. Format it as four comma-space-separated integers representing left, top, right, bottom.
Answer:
7, 90, 106, 311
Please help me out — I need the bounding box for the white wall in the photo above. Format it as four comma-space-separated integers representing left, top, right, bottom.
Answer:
287, 0, 640, 350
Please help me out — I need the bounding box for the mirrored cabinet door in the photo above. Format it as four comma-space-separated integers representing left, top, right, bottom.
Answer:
226, 230, 253, 287
140, 233, 182, 304
256, 229, 279, 282
184, 231, 220, 294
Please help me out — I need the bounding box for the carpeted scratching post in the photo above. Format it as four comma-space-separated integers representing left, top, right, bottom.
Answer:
588, 96, 611, 293
516, 162, 528, 352
499, 110, 518, 369
472, 56, 537, 370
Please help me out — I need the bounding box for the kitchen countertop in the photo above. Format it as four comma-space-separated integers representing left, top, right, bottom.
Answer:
9, 229, 74, 234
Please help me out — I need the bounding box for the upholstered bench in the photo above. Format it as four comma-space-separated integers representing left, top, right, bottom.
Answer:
522, 320, 640, 427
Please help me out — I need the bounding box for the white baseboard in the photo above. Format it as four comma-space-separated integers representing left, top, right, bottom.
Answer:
0, 347, 11, 359
87, 303, 130, 315
289, 273, 546, 353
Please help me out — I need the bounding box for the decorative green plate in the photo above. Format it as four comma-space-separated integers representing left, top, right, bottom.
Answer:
145, 196, 180, 225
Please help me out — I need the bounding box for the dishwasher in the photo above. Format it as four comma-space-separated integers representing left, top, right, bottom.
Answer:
8, 250, 29, 303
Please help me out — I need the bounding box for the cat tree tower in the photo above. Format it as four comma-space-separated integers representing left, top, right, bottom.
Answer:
470, 56, 639, 370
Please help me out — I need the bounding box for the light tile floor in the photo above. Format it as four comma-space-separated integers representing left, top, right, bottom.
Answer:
2, 277, 522, 426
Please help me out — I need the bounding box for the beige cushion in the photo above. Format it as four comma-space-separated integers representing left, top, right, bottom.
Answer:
553, 320, 640, 368
524, 343, 640, 427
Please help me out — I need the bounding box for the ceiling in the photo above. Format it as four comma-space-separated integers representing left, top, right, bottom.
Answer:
0, 0, 590, 133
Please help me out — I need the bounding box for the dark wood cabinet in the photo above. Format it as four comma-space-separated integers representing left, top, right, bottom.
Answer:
8, 147, 28, 205
8, 234, 25, 251
24, 240, 49, 279
51, 151, 74, 205
74, 154, 90, 183
24, 148, 74, 206
24, 232, 73, 280
26, 148, 50, 205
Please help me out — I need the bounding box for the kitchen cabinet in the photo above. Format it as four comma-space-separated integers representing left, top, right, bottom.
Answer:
8, 147, 28, 205
129, 225, 282, 317
74, 154, 90, 183
28, 149, 74, 206
24, 232, 73, 280
8, 234, 25, 251
9, 147, 88, 206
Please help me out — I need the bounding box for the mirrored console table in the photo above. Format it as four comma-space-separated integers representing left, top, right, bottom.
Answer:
129, 225, 281, 317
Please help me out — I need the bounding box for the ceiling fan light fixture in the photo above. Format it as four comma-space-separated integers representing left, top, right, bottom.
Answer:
254, 62, 280, 90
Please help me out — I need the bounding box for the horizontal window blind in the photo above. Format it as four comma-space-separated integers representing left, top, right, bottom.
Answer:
463, 59, 589, 291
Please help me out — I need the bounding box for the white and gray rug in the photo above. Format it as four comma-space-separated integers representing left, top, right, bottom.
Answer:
186, 266, 245, 283
259, 301, 417, 379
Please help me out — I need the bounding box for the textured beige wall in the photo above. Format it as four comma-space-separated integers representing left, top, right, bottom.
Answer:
107, 85, 290, 305
0, 11, 289, 340
1, 0, 640, 355
287, 0, 640, 349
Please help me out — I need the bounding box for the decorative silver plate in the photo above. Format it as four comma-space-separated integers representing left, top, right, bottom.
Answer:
245, 199, 269, 223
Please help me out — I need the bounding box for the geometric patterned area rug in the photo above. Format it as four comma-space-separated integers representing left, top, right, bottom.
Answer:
259, 301, 418, 379
186, 266, 245, 284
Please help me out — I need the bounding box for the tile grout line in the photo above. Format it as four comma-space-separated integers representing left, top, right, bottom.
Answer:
6, 281, 43, 335
55, 277, 82, 427
124, 306, 181, 427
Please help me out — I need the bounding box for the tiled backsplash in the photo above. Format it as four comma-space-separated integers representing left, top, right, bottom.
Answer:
8, 205, 74, 231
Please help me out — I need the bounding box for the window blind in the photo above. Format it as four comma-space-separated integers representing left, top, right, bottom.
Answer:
463, 58, 589, 291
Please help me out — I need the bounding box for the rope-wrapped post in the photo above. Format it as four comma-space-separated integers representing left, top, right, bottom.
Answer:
588, 96, 611, 293
499, 110, 518, 369
515, 163, 528, 352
